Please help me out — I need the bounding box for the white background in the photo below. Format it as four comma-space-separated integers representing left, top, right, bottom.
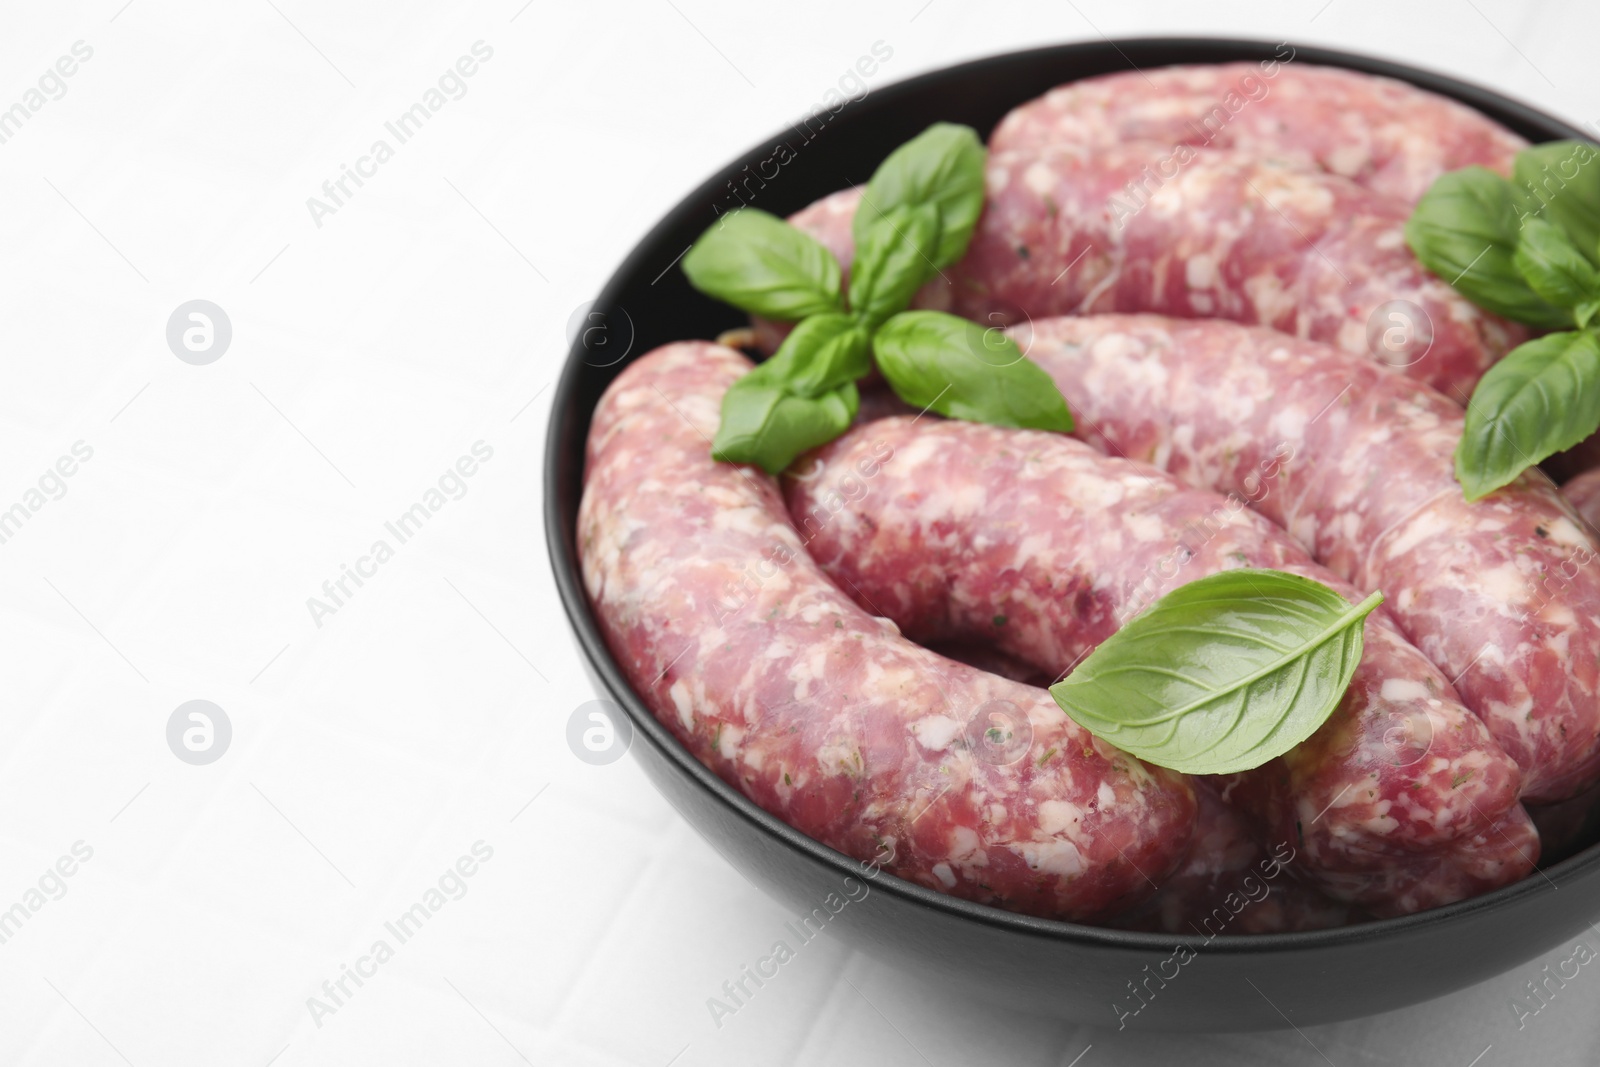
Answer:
0, 1, 1596, 1065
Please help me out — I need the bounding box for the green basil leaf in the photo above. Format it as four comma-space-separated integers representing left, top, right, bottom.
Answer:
759, 313, 872, 397
1577, 297, 1600, 330
683, 208, 844, 320
1406, 167, 1572, 329
872, 311, 1073, 432
711, 375, 859, 475
1512, 141, 1600, 266
1050, 570, 1383, 775
854, 123, 986, 269
849, 203, 940, 329
876, 310, 1075, 431
1514, 217, 1600, 308
1456, 330, 1600, 500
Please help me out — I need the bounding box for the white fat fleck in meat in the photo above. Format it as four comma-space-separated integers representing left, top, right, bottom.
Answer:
1476, 564, 1533, 608
1097, 781, 1117, 810
1271, 406, 1309, 445
1023, 160, 1056, 197
1334, 318, 1367, 355
1037, 798, 1085, 836
931, 862, 958, 888
670, 679, 695, 731
1545, 604, 1578, 632
1016, 532, 1055, 560
814, 733, 862, 776
1325, 143, 1372, 178
1124, 511, 1169, 543
1373, 227, 1405, 251
949, 825, 983, 862
1171, 423, 1195, 457
789, 644, 831, 691
1076, 472, 1129, 510
1380, 678, 1432, 704
1357, 813, 1401, 837
1376, 505, 1457, 562
913, 715, 965, 752
1547, 517, 1590, 550
1244, 272, 1297, 324
1023, 839, 1087, 878
1186, 253, 1218, 290
894, 433, 944, 471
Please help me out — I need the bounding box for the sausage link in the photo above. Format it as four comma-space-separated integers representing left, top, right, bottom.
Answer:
1022, 314, 1600, 803
989, 62, 1526, 203
776, 149, 1525, 399
579, 342, 1198, 921
786, 417, 1532, 913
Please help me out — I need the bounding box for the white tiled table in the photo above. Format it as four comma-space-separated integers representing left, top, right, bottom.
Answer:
0, 2, 1595, 1064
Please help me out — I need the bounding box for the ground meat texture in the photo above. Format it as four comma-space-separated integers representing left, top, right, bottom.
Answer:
1110, 784, 1360, 935
988, 62, 1526, 204
777, 156, 1525, 399
1304, 811, 1541, 917
1019, 314, 1600, 803
1563, 468, 1600, 533
578, 342, 1198, 922
786, 418, 1531, 913
964, 145, 1525, 400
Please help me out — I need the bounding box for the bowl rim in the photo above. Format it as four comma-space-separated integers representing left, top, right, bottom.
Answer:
545, 34, 1600, 955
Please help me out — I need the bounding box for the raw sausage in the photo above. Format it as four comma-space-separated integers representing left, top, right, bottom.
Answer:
989, 62, 1526, 204
786, 417, 1533, 913
1562, 468, 1600, 532
579, 341, 1198, 921
1110, 785, 1360, 935
1018, 314, 1600, 803
777, 148, 1526, 399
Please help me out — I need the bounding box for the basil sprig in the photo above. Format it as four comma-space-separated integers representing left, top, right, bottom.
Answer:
1406, 140, 1600, 499
683, 123, 1073, 473
1051, 570, 1383, 775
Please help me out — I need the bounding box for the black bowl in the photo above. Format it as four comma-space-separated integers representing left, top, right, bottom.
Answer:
545, 37, 1600, 1032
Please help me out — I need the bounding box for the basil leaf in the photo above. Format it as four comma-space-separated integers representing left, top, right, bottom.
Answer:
683, 208, 844, 320
1456, 330, 1600, 500
1406, 167, 1572, 329
760, 313, 872, 398
1514, 217, 1600, 308
1513, 141, 1600, 266
711, 375, 859, 475
1051, 570, 1383, 776
854, 123, 986, 269
849, 203, 940, 329
1578, 297, 1600, 330
873, 311, 1073, 432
